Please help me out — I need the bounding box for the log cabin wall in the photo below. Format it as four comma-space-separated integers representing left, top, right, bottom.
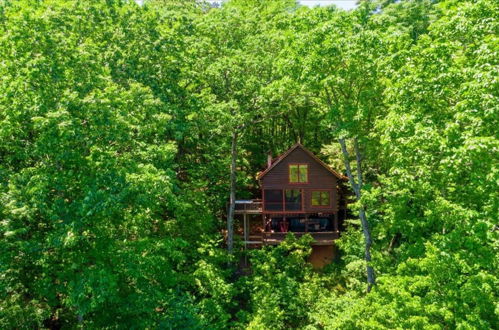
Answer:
260, 147, 339, 213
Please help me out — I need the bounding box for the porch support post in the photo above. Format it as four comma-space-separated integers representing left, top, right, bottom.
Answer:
334, 212, 339, 232
262, 214, 266, 246
243, 213, 248, 249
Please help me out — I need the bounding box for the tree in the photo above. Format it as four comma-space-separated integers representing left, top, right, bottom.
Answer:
191, 0, 297, 253
283, 3, 386, 292
0, 1, 231, 327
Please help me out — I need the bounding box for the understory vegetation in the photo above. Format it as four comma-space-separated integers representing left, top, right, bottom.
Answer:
0, 0, 497, 328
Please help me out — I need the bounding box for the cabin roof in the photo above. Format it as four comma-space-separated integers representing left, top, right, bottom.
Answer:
257, 143, 347, 180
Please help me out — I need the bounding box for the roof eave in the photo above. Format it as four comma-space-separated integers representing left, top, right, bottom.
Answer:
257, 143, 347, 181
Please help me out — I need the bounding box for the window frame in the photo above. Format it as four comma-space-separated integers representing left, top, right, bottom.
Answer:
263, 189, 304, 212
288, 163, 309, 184
310, 189, 332, 208
263, 189, 284, 211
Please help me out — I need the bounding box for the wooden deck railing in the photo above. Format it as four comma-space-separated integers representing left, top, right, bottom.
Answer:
233, 200, 263, 213
243, 231, 339, 246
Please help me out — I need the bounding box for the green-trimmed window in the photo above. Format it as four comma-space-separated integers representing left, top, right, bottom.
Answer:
311, 191, 330, 206
289, 164, 308, 183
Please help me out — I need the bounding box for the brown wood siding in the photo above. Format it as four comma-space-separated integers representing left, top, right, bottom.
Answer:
261, 147, 339, 213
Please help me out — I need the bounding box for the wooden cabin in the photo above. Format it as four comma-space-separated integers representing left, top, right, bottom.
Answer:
234, 143, 348, 267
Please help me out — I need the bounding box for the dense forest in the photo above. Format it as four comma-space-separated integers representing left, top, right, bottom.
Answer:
0, 0, 497, 328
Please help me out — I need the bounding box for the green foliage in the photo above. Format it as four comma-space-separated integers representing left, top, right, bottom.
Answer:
0, 0, 497, 328
0, 0, 231, 328
237, 235, 315, 329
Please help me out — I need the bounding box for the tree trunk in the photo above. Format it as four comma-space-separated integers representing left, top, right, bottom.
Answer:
339, 138, 376, 292
227, 130, 238, 253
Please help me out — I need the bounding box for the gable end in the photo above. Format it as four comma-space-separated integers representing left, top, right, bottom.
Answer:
257, 143, 346, 181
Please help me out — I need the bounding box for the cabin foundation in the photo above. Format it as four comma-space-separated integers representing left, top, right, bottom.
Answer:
309, 244, 337, 268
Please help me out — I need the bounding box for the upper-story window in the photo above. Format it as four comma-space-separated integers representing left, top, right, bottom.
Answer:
289, 164, 308, 183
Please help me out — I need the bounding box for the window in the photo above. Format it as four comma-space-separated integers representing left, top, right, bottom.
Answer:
285, 189, 302, 211
264, 189, 283, 211
289, 164, 308, 183
263, 189, 303, 211
311, 191, 330, 207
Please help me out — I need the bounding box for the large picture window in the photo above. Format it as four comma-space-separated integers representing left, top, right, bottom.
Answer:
311, 191, 331, 207
289, 164, 308, 183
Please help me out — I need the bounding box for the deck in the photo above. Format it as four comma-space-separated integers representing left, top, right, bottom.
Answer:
234, 199, 262, 214
233, 199, 339, 247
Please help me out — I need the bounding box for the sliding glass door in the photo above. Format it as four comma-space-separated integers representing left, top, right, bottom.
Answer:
285, 189, 302, 211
